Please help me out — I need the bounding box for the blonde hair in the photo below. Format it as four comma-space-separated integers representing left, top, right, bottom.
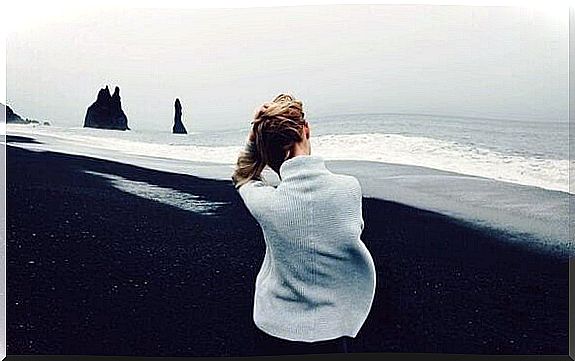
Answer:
233, 94, 306, 188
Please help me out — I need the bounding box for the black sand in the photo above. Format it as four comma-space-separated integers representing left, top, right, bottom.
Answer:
5, 141, 569, 356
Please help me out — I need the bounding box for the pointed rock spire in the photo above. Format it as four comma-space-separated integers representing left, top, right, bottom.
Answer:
172, 98, 187, 134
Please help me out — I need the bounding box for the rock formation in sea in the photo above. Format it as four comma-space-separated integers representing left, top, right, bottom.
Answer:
172, 98, 187, 134
84, 86, 130, 130
2, 103, 27, 124
2, 103, 50, 125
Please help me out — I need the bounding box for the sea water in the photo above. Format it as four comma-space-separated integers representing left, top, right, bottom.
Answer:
5, 113, 570, 194
4, 113, 573, 256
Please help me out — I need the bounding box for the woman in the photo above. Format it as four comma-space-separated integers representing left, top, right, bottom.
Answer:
231, 94, 376, 356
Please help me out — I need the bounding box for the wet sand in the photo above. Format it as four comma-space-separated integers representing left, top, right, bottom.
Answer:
5, 141, 569, 356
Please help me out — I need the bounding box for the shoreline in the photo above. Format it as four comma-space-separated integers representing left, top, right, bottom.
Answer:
5, 133, 572, 257
5, 124, 570, 195
5, 144, 569, 356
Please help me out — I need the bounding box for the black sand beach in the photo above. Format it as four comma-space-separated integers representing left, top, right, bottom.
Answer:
6, 139, 569, 356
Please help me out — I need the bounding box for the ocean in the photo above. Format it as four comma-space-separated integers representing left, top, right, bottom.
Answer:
5, 113, 570, 194
5, 114, 573, 256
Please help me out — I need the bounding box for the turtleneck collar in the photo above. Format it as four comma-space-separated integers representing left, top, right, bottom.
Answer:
279, 154, 328, 180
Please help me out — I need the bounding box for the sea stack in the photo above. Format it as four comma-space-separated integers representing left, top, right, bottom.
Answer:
172, 98, 187, 134
84, 86, 130, 130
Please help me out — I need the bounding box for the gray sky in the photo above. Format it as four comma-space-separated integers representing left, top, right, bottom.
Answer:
6, 4, 568, 131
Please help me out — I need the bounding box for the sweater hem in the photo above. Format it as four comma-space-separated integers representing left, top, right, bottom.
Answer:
254, 321, 359, 343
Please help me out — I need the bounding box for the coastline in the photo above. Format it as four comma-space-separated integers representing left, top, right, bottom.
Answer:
5, 143, 569, 356
5, 131, 572, 257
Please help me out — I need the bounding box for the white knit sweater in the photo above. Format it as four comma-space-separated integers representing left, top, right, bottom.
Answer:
237, 154, 376, 342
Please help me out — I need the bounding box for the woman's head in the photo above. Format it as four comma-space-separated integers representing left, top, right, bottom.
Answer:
234, 93, 310, 186
252, 94, 310, 174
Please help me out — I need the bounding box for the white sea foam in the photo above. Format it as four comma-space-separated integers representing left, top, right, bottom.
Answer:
83, 170, 229, 215
313, 133, 570, 194
6, 124, 572, 254
6, 124, 570, 194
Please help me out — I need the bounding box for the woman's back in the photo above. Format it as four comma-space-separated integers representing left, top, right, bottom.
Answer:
238, 154, 376, 342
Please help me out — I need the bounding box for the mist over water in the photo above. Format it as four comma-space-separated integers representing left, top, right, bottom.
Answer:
6, 5, 568, 131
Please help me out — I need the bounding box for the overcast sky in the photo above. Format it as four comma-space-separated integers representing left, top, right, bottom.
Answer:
6, 4, 568, 131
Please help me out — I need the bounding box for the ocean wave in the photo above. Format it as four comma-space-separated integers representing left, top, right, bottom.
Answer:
312, 133, 569, 194
6, 124, 570, 194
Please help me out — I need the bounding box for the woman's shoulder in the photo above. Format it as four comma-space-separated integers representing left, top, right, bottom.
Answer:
238, 178, 275, 194
327, 172, 363, 197
236, 178, 277, 208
